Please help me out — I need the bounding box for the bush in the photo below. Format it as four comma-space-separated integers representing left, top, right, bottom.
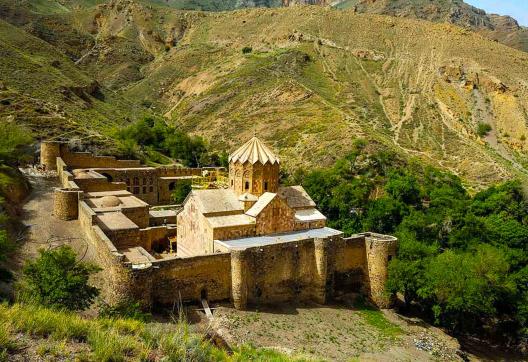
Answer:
477, 122, 492, 137
99, 300, 152, 322
242, 46, 253, 54
18, 246, 101, 311
171, 181, 192, 204
115, 117, 216, 167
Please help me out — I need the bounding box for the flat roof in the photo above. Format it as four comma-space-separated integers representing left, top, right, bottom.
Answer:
87, 195, 148, 210
149, 210, 177, 218
96, 212, 138, 231
159, 176, 199, 180
214, 227, 343, 251
85, 190, 132, 198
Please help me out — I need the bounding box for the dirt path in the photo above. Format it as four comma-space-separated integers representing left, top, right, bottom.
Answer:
8, 169, 96, 281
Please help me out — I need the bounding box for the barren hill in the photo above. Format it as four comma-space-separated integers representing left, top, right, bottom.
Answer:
1, 1, 528, 188
335, 0, 528, 53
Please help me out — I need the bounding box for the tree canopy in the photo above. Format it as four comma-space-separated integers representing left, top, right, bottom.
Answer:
294, 140, 528, 342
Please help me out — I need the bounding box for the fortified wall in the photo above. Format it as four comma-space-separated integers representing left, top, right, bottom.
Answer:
41, 140, 398, 310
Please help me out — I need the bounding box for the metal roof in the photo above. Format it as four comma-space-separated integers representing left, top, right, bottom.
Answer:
215, 227, 343, 250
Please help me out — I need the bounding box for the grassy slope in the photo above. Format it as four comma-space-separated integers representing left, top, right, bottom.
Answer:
0, 303, 307, 361
106, 5, 528, 188
0, 17, 150, 145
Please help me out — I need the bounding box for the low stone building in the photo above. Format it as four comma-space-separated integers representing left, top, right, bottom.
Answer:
41, 137, 398, 310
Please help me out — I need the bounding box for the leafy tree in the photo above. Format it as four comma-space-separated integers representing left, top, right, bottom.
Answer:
171, 181, 192, 204
362, 197, 407, 234
297, 140, 528, 340
20, 246, 100, 311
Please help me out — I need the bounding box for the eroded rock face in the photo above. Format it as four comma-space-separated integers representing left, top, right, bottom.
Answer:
283, 0, 330, 6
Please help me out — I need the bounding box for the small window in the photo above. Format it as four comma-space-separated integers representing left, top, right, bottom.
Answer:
133, 187, 139, 194
264, 181, 268, 191
231, 180, 234, 186
245, 181, 249, 190
149, 186, 154, 192
143, 186, 147, 194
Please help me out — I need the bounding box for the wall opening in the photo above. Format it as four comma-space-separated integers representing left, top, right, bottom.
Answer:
200, 289, 208, 300
169, 182, 176, 191
264, 181, 268, 191
101, 173, 113, 182
245, 181, 249, 190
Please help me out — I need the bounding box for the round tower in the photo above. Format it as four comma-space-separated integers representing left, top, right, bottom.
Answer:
228, 137, 280, 197
364, 233, 398, 308
40, 141, 63, 171
53, 188, 82, 220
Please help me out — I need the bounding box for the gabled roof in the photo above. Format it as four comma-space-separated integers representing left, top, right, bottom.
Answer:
278, 186, 316, 209
245, 192, 277, 217
192, 189, 243, 215
229, 137, 279, 165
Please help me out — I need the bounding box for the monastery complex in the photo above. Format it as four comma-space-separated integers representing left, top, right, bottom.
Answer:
41, 137, 397, 310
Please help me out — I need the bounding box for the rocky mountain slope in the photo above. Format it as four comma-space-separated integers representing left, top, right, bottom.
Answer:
1, 0, 528, 189
335, 0, 528, 53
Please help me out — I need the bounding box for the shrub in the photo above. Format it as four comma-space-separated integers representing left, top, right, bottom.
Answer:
477, 122, 492, 137
19, 246, 101, 311
171, 181, 192, 204
242, 46, 253, 54
99, 300, 152, 322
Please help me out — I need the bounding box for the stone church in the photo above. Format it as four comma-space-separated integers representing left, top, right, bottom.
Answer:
177, 137, 327, 256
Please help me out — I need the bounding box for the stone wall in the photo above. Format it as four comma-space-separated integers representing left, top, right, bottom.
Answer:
121, 207, 150, 229
254, 196, 295, 235
139, 226, 177, 252
78, 201, 136, 304
128, 253, 232, 307
177, 196, 213, 256
60, 149, 141, 169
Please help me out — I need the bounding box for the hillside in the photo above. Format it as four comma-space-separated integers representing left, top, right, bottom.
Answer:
1, 1, 528, 188
335, 0, 528, 53
0, 12, 150, 145
65, 2, 528, 188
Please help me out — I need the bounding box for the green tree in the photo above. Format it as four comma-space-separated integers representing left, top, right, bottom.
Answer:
20, 246, 100, 311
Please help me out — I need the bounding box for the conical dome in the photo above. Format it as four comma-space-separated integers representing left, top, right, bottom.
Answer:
228, 137, 279, 165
